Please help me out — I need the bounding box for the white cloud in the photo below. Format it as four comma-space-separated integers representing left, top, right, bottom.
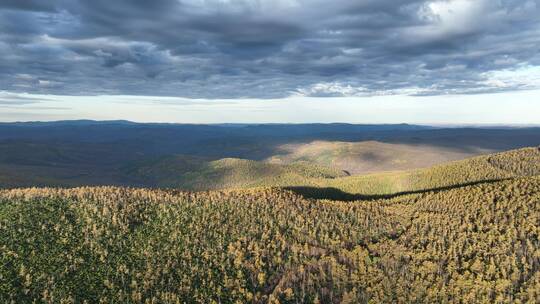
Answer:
294, 82, 368, 97
482, 65, 540, 90
294, 82, 434, 97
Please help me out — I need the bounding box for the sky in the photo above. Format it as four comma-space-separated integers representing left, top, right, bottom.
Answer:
1, 0, 540, 124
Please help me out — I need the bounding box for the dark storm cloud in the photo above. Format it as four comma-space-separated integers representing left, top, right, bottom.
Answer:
1, 0, 539, 98
0, 0, 58, 12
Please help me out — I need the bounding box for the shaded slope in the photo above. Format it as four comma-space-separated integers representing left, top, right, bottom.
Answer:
127, 156, 348, 190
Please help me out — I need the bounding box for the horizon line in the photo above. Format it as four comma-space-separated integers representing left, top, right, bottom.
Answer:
1, 119, 540, 128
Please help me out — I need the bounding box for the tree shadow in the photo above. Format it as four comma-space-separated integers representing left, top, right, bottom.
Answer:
284, 178, 509, 201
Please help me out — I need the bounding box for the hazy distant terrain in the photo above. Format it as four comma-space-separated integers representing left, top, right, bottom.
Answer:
0, 121, 539, 188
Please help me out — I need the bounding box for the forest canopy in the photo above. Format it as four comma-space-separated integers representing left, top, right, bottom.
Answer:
1, 172, 539, 303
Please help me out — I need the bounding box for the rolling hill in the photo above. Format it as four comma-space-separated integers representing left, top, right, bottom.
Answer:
320, 146, 540, 197
125, 156, 348, 190
3, 146, 538, 198
265, 140, 490, 174
0, 121, 539, 189
122, 147, 540, 197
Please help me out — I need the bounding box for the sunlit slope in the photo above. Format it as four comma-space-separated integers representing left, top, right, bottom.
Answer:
266, 140, 491, 174
321, 146, 540, 195
1, 176, 539, 303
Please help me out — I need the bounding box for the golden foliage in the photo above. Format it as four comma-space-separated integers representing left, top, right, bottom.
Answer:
1, 175, 539, 303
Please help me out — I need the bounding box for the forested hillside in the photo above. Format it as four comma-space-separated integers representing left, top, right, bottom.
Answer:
322, 146, 540, 196
126, 156, 348, 190
1, 147, 539, 303
3, 146, 537, 197
1, 176, 539, 303
127, 147, 540, 196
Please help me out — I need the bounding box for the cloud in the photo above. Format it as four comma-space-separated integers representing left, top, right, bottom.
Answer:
0, 0, 539, 98
481, 65, 540, 90
0, 91, 50, 105
294, 82, 369, 97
